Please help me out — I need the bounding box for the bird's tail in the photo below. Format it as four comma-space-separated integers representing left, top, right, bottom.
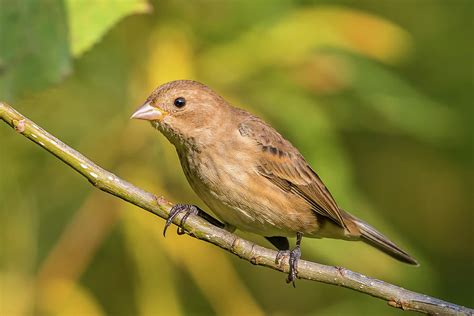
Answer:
344, 212, 418, 266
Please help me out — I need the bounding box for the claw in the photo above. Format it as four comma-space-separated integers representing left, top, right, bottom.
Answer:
276, 232, 303, 287
287, 245, 301, 287
163, 204, 199, 237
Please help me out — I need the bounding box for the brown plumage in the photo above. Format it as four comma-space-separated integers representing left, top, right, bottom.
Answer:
131, 80, 418, 282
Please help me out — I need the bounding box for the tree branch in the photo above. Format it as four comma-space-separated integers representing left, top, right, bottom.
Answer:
1, 102, 472, 315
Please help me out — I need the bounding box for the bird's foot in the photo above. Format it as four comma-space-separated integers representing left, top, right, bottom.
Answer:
163, 204, 224, 236
275, 232, 303, 287
164, 204, 198, 236
286, 245, 301, 287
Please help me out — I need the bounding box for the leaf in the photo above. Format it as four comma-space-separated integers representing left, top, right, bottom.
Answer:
65, 0, 151, 56
0, 0, 71, 101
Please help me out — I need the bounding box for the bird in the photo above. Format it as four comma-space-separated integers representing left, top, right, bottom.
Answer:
131, 80, 418, 285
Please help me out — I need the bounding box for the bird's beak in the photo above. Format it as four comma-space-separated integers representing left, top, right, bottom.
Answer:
130, 102, 168, 121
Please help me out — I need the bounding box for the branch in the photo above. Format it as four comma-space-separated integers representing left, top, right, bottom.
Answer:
1, 102, 472, 316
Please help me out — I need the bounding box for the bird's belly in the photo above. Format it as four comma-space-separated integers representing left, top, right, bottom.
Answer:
198, 189, 285, 235
179, 149, 320, 237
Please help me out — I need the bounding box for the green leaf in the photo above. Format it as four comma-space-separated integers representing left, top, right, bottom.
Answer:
65, 0, 151, 56
0, 0, 71, 101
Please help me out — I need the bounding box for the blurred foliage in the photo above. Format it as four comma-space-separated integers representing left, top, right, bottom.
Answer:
1, 0, 473, 315
0, 0, 70, 101
65, 0, 150, 56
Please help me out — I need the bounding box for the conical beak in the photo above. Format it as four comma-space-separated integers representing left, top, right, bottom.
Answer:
130, 102, 168, 121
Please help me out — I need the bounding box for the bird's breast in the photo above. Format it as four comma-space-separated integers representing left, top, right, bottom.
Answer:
178, 142, 252, 200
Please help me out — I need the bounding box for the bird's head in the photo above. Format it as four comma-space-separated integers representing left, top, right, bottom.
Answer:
131, 80, 230, 146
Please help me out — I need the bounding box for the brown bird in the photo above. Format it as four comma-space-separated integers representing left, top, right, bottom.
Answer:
131, 80, 418, 284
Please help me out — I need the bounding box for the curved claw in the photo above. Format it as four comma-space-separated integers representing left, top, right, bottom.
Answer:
286, 246, 301, 287
163, 204, 198, 237
275, 232, 303, 287
163, 204, 225, 237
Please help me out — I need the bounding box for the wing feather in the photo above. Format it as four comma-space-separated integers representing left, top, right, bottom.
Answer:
239, 117, 350, 231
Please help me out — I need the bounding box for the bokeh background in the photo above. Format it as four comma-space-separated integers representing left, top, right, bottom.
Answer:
1, 0, 473, 315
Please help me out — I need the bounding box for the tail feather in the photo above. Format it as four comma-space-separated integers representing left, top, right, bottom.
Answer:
347, 214, 418, 266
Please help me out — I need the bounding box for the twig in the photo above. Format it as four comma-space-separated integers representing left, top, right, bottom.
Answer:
1, 102, 472, 316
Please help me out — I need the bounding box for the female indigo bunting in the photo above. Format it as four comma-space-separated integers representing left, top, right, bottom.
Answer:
131, 80, 418, 284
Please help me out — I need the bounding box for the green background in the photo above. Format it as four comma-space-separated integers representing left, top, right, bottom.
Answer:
1, 0, 472, 315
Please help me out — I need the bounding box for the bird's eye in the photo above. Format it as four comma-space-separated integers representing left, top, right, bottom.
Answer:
174, 97, 186, 108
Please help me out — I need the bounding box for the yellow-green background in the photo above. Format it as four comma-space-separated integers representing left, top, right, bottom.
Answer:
1, 0, 472, 315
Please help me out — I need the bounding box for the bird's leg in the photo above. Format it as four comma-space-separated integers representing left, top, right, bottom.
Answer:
163, 204, 224, 237
271, 233, 303, 287
287, 232, 303, 286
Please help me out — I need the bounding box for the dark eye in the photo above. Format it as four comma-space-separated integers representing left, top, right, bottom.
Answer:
174, 97, 186, 108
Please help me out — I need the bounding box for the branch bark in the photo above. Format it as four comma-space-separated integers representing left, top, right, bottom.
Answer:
1, 102, 472, 316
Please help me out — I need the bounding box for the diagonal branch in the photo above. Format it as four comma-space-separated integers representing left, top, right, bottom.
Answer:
1, 102, 472, 315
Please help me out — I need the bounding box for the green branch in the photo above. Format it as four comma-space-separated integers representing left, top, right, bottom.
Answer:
1, 102, 471, 315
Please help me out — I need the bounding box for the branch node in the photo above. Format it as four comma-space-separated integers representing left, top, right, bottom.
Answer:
388, 299, 408, 310
230, 237, 240, 254
335, 266, 346, 277
154, 195, 171, 207
13, 119, 26, 133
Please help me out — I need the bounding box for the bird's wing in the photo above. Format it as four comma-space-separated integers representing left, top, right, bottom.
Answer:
238, 116, 350, 231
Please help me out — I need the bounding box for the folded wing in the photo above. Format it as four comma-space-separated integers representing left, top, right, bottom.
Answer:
238, 116, 356, 234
